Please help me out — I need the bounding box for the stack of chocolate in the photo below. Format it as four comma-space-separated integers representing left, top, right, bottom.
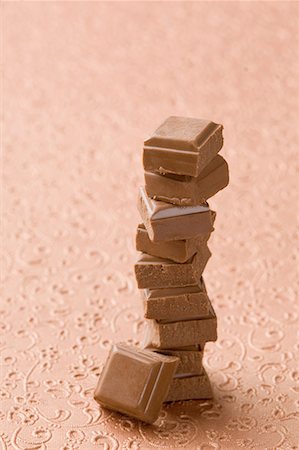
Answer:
94, 116, 229, 423
135, 116, 229, 402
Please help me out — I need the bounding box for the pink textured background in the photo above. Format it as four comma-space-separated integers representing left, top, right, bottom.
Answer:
2, 2, 299, 449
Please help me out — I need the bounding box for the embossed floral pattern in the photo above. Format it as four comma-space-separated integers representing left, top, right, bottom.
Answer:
2, 1, 298, 449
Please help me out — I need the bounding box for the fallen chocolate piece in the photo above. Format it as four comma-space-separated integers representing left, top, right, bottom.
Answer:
157, 347, 204, 376
136, 210, 216, 263
94, 343, 178, 424
143, 116, 223, 177
135, 245, 211, 289
141, 279, 211, 322
145, 155, 229, 206
143, 305, 217, 349
165, 370, 212, 402
138, 186, 213, 242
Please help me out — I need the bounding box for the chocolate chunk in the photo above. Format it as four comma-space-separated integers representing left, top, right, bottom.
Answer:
143, 305, 217, 349
135, 245, 211, 289
145, 155, 229, 206
94, 343, 178, 424
158, 347, 204, 376
165, 370, 212, 402
138, 186, 213, 242
141, 279, 211, 321
136, 210, 216, 263
143, 116, 223, 177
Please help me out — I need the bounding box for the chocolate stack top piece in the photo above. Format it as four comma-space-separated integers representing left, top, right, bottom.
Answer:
143, 116, 223, 177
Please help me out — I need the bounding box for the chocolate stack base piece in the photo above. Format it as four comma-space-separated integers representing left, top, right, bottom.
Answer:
166, 369, 213, 402
155, 345, 213, 401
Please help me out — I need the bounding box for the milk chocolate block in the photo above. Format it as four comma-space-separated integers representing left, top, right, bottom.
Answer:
135, 245, 211, 289
143, 306, 217, 349
165, 370, 212, 402
142, 280, 211, 322
136, 210, 216, 263
158, 347, 204, 376
94, 343, 178, 424
145, 155, 229, 206
143, 116, 223, 177
138, 186, 213, 242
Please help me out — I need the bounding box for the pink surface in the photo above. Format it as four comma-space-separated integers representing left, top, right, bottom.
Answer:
2, 2, 299, 449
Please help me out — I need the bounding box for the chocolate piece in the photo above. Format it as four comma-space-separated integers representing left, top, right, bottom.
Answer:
143, 116, 223, 177
145, 155, 229, 206
143, 305, 217, 349
158, 347, 204, 376
135, 245, 211, 289
136, 210, 216, 263
94, 343, 178, 424
138, 186, 213, 242
141, 279, 211, 322
165, 370, 212, 402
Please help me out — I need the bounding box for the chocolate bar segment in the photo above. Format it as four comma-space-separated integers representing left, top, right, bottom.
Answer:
143, 116, 223, 177
145, 155, 229, 206
136, 210, 216, 263
143, 306, 217, 349
138, 187, 213, 242
135, 245, 211, 289
141, 279, 211, 321
94, 343, 178, 424
157, 347, 204, 376
165, 370, 212, 402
